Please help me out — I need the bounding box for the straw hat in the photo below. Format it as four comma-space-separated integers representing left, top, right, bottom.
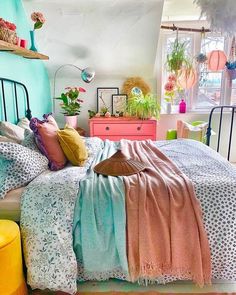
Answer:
94, 150, 147, 176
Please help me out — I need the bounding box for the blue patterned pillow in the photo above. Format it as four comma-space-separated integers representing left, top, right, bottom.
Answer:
21, 129, 40, 153
0, 142, 49, 199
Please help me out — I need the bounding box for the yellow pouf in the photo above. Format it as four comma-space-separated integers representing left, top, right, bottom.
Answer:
0, 220, 28, 295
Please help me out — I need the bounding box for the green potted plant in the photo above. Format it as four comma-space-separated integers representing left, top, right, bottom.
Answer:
126, 92, 160, 120
166, 39, 192, 75
56, 86, 86, 129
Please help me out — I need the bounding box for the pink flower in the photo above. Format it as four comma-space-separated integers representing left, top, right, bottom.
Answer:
0, 19, 16, 31
164, 81, 175, 92
31, 12, 45, 24
168, 74, 177, 83
75, 87, 86, 93
0, 20, 7, 28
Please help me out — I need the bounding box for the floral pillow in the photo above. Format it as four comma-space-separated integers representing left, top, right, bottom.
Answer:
0, 142, 49, 199
21, 129, 40, 153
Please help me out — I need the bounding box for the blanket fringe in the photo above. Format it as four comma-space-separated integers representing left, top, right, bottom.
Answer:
129, 263, 211, 287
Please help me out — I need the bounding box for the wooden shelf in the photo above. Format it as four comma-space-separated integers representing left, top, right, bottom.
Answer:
0, 40, 49, 60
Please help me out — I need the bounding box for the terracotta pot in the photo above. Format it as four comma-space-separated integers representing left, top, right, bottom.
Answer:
64, 115, 78, 129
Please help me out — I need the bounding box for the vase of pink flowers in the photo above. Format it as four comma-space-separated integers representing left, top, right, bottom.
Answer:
30, 12, 45, 52
56, 86, 86, 129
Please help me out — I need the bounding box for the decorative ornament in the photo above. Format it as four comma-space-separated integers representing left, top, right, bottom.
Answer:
195, 53, 207, 64
105, 112, 111, 118
207, 50, 227, 71
226, 37, 236, 83
178, 68, 197, 89
122, 77, 151, 98
194, 0, 236, 36
95, 113, 101, 117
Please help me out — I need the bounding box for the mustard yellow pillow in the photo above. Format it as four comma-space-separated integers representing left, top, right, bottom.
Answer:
57, 125, 88, 166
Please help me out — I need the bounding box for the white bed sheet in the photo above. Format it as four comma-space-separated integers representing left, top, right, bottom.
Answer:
0, 187, 25, 221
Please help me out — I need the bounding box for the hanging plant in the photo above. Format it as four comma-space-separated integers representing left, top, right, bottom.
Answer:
166, 39, 193, 76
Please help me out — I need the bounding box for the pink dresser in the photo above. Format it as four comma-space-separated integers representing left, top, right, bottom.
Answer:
89, 117, 157, 141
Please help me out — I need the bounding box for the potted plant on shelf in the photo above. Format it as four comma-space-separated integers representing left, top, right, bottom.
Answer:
56, 86, 86, 129
0, 18, 17, 44
126, 92, 160, 120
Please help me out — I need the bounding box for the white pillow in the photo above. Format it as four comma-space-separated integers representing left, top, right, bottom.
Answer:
17, 117, 30, 130
0, 121, 25, 143
0, 135, 18, 143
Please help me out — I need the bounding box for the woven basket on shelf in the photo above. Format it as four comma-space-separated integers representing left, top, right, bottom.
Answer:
0, 27, 17, 44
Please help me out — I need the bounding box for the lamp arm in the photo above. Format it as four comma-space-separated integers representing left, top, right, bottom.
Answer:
53, 64, 83, 99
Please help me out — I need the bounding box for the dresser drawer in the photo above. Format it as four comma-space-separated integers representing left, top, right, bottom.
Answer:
97, 135, 156, 141
92, 122, 155, 136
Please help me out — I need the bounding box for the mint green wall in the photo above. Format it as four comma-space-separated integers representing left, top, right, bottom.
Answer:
0, 0, 51, 122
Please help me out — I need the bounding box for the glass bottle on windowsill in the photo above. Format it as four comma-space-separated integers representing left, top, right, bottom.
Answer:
179, 99, 186, 113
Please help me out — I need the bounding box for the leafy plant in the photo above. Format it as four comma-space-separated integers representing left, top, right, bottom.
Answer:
166, 39, 192, 75
56, 86, 85, 116
126, 93, 160, 120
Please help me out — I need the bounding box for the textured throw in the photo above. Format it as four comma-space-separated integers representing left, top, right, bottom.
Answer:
120, 140, 212, 286
73, 141, 129, 278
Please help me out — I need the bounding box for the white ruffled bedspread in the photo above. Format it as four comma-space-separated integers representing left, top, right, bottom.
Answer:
20, 139, 236, 294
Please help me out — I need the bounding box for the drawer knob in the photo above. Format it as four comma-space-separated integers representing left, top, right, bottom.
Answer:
105, 126, 110, 131
137, 126, 141, 131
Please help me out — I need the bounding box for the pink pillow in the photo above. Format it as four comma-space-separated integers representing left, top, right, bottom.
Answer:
30, 114, 67, 170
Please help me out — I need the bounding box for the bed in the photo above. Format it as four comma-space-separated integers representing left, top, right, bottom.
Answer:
0, 77, 32, 221
0, 78, 235, 294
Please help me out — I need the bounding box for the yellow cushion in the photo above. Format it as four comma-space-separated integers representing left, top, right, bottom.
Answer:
0, 220, 27, 295
57, 125, 88, 166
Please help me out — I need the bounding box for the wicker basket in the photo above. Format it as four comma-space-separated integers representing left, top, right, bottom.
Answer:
0, 27, 17, 44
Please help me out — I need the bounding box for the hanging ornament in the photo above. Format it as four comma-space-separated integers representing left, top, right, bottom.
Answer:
196, 53, 207, 64
194, 0, 236, 36
207, 50, 227, 71
178, 68, 197, 90
225, 37, 236, 83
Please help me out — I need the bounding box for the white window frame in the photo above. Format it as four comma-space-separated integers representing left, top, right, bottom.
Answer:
160, 31, 232, 112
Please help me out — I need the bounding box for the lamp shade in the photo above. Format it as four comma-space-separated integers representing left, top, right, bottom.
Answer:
207, 50, 227, 71
81, 67, 95, 83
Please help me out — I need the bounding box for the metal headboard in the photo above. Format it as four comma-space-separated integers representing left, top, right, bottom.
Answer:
0, 77, 32, 122
206, 106, 236, 161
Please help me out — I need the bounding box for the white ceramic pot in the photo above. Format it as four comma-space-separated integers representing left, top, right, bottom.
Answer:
64, 115, 78, 129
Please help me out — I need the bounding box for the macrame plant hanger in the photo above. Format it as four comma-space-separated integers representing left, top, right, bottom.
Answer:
197, 28, 208, 87
226, 36, 236, 87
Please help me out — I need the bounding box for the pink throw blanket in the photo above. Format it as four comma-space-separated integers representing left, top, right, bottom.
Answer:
120, 140, 211, 286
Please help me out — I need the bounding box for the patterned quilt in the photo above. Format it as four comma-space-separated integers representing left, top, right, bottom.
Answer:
20, 138, 236, 294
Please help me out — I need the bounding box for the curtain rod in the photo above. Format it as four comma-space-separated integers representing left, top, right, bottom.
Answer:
161, 24, 211, 33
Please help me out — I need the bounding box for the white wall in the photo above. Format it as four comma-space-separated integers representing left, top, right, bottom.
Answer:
52, 76, 157, 130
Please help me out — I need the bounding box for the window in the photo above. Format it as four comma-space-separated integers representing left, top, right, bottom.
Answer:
196, 35, 225, 109
231, 80, 236, 105
161, 31, 234, 111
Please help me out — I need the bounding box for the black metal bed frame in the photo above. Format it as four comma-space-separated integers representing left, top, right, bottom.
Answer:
206, 105, 236, 161
0, 77, 32, 122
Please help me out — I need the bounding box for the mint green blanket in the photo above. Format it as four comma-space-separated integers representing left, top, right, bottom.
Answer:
73, 140, 129, 278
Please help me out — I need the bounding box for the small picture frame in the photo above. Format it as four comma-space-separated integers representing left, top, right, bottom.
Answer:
112, 94, 128, 114
97, 87, 119, 113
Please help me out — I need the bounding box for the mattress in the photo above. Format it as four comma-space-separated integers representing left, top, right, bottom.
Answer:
0, 187, 24, 221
